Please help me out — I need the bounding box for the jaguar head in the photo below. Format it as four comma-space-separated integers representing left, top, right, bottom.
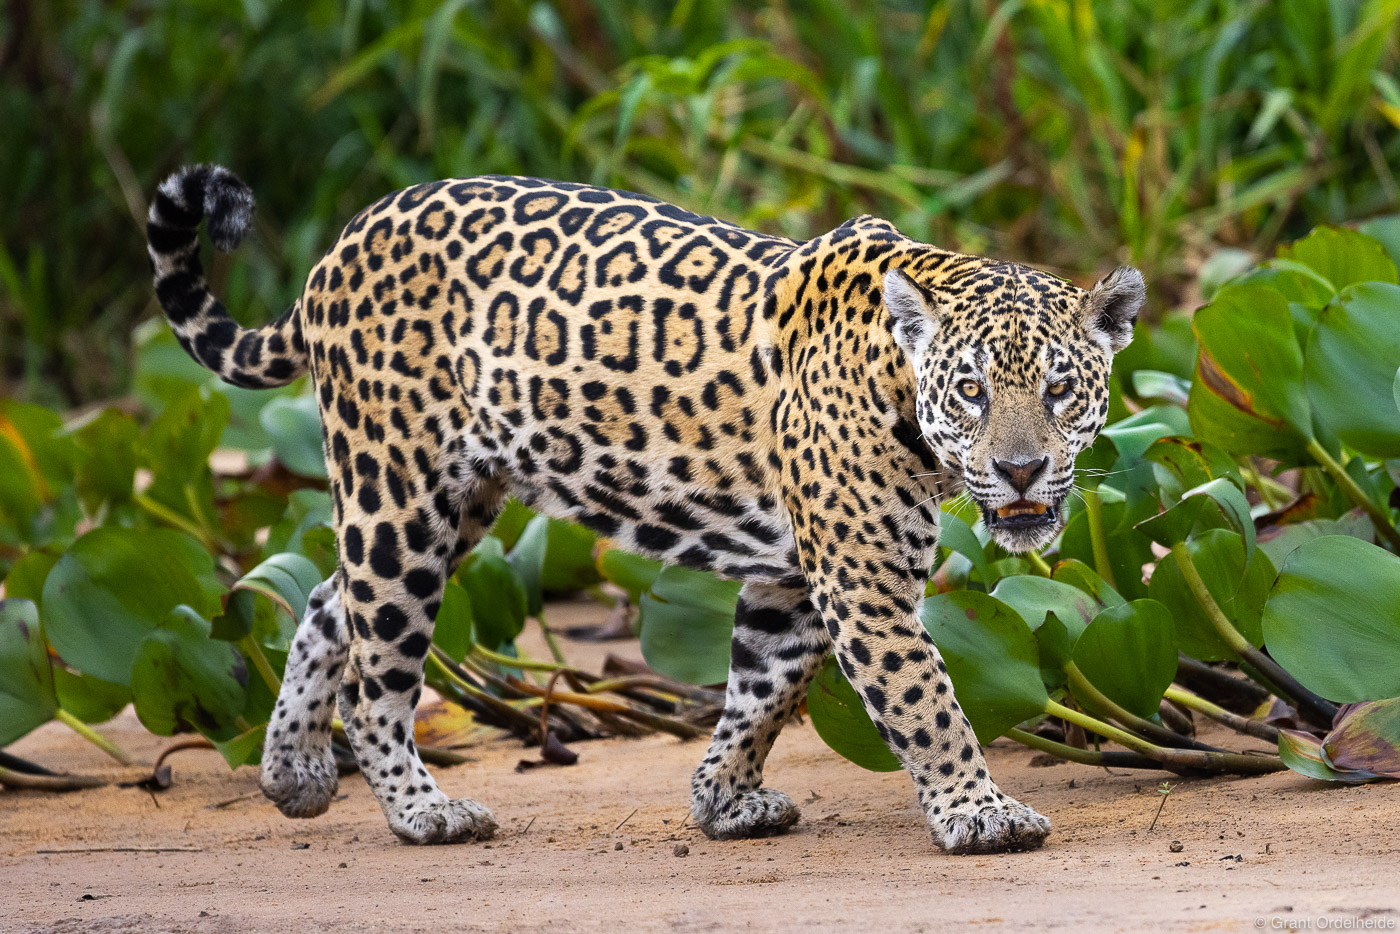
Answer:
884, 259, 1144, 553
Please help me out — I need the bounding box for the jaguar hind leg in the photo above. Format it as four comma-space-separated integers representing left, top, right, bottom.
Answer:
260, 579, 347, 818
690, 580, 831, 839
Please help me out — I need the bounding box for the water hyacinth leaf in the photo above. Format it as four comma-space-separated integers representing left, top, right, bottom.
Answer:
638, 566, 741, 686
806, 655, 901, 772
1323, 698, 1400, 779
0, 599, 58, 746
1143, 437, 1242, 506
1359, 216, 1400, 270
459, 537, 529, 651
3, 549, 58, 604
1257, 512, 1374, 568
69, 408, 140, 511
1262, 535, 1400, 703
1072, 600, 1177, 718
1130, 369, 1191, 407
988, 575, 1097, 638
52, 669, 131, 724
143, 388, 229, 483
130, 606, 248, 737
1035, 612, 1074, 690
537, 519, 599, 593
1233, 261, 1335, 312
1187, 363, 1307, 461
1276, 225, 1398, 292
1135, 477, 1255, 558
1304, 283, 1400, 458
233, 552, 324, 623
506, 515, 550, 615
919, 591, 1048, 744
214, 723, 267, 769
597, 549, 664, 604
1278, 729, 1349, 782
1057, 502, 1154, 601
432, 578, 473, 663
1051, 559, 1126, 610
259, 395, 327, 479
42, 527, 222, 685
489, 499, 536, 550
1149, 529, 1273, 662
939, 512, 991, 586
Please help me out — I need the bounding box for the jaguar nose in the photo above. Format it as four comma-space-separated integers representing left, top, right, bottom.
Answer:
993, 456, 1049, 494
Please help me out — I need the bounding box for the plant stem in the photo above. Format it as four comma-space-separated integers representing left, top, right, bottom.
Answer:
1064, 662, 1224, 752
1045, 700, 1287, 774
472, 643, 573, 673
536, 616, 568, 666
132, 493, 216, 551
1305, 438, 1400, 550
54, 709, 137, 766
238, 635, 282, 696
1026, 550, 1053, 578
1082, 487, 1118, 589
1164, 685, 1279, 743
1005, 728, 1167, 771
1169, 541, 1338, 728
0, 764, 108, 791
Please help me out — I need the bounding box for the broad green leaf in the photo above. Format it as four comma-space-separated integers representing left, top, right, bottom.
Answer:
1360, 216, 1400, 271
0, 599, 58, 746
1130, 369, 1190, 407
234, 553, 324, 623
1072, 600, 1176, 718
130, 606, 248, 737
43, 528, 222, 685
214, 723, 267, 769
1305, 283, 1400, 458
1277, 225, 1398, 292
458, 537, 528, 650
919, 591, 1048, 744
597, 549, 664, 603
1135, 477, 1255, 559
637, 566, 740, 686
1323, 697, 1400, 778
260, 395, 327, 479
489, 499, 536, 550
1035, 612, 1074, 690
69, 408, 140, 511
1143, 437, 1242, 506
1257, 513, 1374, 568
1057, 502, 1153, 600
806, 655, 901, 772
432, 578, 473, 663
1278, 729, 1349, 782
939, 512, 990, 586
989, 575, 1097, 639
52, 669, 130, 724
1052, 559, 1126, 609
3, 549, 58, 604
1149, 529, 1274, 662
1262, 535, 1400, 703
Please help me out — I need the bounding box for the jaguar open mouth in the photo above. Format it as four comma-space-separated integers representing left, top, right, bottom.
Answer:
983, 499, 1058, 530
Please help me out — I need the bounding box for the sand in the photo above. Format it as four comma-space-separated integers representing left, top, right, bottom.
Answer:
3, 600, 1398, 933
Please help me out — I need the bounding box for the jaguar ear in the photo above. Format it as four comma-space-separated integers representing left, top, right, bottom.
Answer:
884, 268, 940, 361
1082, 266, 1145, 353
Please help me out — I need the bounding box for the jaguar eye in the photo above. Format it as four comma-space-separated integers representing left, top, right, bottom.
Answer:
1046, 380, 1071, 398
958, 380, 985, 402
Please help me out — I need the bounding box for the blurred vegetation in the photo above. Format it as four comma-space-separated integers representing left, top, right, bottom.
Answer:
4, 0, 1400, 406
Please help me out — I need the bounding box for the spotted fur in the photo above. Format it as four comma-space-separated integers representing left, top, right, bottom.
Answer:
147, 164, 1142, 853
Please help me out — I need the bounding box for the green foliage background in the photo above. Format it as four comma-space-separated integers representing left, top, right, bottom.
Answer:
5, 0, 1400, 404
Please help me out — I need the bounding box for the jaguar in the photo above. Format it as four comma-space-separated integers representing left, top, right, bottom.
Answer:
146, 164, 1143, 854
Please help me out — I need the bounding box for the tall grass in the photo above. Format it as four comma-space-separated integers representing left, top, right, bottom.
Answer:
3, 0, 1398, 405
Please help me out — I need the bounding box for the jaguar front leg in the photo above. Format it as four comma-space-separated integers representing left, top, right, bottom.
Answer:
813, 579, 1050, 854
690, 580, 830, 839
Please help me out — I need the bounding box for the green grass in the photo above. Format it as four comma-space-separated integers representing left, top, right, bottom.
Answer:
3, 0, 1399, 405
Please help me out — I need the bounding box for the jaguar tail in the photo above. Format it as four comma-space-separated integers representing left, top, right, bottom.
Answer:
146, 164, 308, 388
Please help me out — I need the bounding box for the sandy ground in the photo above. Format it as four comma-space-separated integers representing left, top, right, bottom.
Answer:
3, 600, 1398, 934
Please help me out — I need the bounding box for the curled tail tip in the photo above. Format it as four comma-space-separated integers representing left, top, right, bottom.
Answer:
154, 163, 255, 252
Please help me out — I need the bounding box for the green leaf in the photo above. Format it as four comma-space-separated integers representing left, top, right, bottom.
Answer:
1278, 729, 1350, 782
260, 395, 327, 479
1262, 535, 1400, 703
233, 553, 324, 624
988, 575, 1097, 639
1130, 369, 1191, 407
432, 578, 473, 663
1142, 437, 1242, 506
806, 655, 901, 772
919, 591, 1048, 744
1135, 477, 1255, 559
52, 669, 131, 724
598, 549, 664, 604
1360, 216, 1400, 271
0, 599, 58, 746
1035, 612, 1074, 690
130, 606, 248, 737
458, 537, 528, 650
1149, 529, 1274, 662
1072, 600, 1176, 718
637, 566, 740, 686
213, 722, 267, 769
3, 549, 58, 604
1305, 282, 1400, 458
1277, 226, 1399, 292
939, 512, 991, 586
1052, 559, 1126, 609
1189, 283, 1312, 458
1323, 697, 1400, 779
70, 408, 140, 511
42, 528, 222, 686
